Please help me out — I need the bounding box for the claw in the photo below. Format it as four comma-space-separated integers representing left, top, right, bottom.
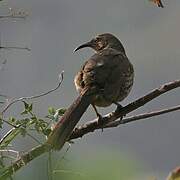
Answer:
97, 113, 103, 124
97, 114, 104, 132
91, 104, 104, 131
114, 102, 123, 113
114, 102, 124, 122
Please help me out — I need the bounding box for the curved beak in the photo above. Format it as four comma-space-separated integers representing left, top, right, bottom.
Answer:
73, 41, 92, 52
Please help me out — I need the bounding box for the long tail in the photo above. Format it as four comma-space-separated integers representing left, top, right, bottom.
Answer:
46, 89, 94, 150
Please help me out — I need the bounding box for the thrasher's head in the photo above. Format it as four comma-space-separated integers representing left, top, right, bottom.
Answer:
74, 33, 126, 54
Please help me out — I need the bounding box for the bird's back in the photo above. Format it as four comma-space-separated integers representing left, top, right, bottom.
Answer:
74, 48, 134, 107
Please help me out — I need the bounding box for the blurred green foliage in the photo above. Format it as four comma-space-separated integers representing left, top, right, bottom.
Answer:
53, 149, 141, 180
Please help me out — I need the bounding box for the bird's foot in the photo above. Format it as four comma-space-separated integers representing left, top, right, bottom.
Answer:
114, 102, 125, 122
97, 114, 104, 132
91, 104, 104, 131
114, 102, 123, 113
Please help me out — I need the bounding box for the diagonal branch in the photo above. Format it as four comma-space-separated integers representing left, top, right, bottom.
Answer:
0, 46, 31, 51
69, 104, 180, 140
69, 80, 180, 140
108, 104, 180, 127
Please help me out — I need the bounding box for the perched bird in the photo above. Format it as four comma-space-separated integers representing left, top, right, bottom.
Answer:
74, 33, 134, 122
47, 33, 134, 149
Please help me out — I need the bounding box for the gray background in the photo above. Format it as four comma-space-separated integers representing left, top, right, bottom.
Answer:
0, 0, 180, 179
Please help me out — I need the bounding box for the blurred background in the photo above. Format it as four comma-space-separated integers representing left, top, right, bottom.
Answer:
0, 0, 180, 179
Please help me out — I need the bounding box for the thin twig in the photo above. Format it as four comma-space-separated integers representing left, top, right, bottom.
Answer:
107, 104, 180, 127
0, 149, 19, 156
0, 15, 26, 19
1, 118, 17, 128
1, 71, 64, 115
0, 128, 16, 145
0, 46, 31, 51
0, 127, 42, 148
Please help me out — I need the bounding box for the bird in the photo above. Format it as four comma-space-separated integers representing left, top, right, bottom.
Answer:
47, 33, 134, 149
74, 33, 134, 123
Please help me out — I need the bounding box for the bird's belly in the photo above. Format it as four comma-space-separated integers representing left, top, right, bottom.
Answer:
93, 73, 134, 107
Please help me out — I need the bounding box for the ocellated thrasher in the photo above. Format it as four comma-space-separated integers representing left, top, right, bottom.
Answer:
47, 33, 134, 149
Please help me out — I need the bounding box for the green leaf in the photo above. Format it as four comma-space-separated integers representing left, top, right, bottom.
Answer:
20, 128, 26, 137
21, 110, 28, 115
42, 128, 52, 136
30, 117, 37, 126
20, 118, 30, 128
23, 101, 29, 110
9, 117, 16, 124
15, 120, 21, 125
28, 103, 33, 112
57, 108, 66, 116
22, 101, 33, 112
45, 115, 54, 120
48, 107, 56, 115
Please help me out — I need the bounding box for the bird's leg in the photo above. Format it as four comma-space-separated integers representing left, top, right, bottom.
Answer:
91, 104, 104, 128
114, 102, 124, 121
114, 102, 123, 111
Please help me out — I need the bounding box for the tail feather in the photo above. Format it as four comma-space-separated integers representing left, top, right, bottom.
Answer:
46, 89, 94, 150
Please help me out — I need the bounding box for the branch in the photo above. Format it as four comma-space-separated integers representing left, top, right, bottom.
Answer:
69, 105, 180, 140
0, 15, 27, 19
107, 104, 180, 127
0, 46, 31, 51
0, 144, 50, 180
0, 9, 28, 20
0, 128, 19, 148
1, 71, 64, 115
69, 80, 180, 140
